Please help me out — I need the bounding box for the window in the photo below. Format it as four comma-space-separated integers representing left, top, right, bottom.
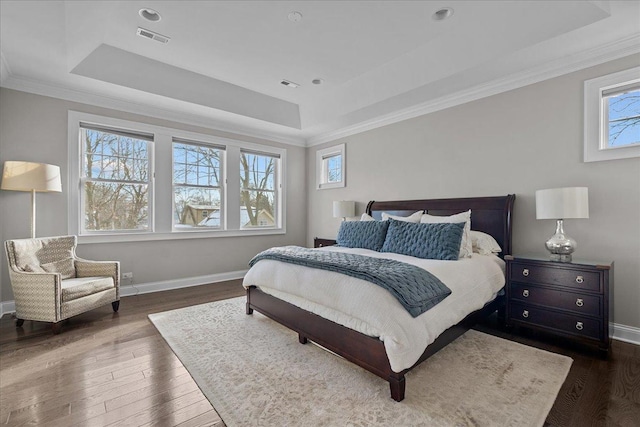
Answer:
240, 150, 279, 228
173, 139, 225, 229
80, 123, 153, 233
584, 67, 640, 162
316, 143, 345, 189
69, 112, 286, 242
603, 84, 640, 149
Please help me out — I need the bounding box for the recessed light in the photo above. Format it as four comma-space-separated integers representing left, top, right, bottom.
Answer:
139, 8, 162, 22
288, 11, 303, 23
432, 7, 454, 21
312, 78, 324, 85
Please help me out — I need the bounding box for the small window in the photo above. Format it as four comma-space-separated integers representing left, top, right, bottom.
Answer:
80, 123, 153, 233
240, 150, 279, 228
173, 139, 225, 230
603, 84, 640, 149
584, 67, 640, 162
316, 143, 345, 189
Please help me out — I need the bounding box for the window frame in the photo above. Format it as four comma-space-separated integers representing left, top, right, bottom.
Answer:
68, 111, 286, 243
78, 123, 155, 235
171, 138, 226, 231
584, 66, 640, 162
316, 143, 346, 190
240, 149, 281, 230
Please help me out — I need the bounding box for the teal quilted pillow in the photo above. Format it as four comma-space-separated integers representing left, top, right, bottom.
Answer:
381, 219, 465, 260
336, 220, 389, 251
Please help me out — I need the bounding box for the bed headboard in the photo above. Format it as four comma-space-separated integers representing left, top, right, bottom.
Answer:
366, 195, 516, 258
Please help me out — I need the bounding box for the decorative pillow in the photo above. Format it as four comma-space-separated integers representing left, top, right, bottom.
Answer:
360, 213, 375, 221
421, 210, 472, 259
470, 230, 502, 255
41, 258, 76, 279
381, 211, 423, 223
336, 220, 390, 251
381, 219, 465, 260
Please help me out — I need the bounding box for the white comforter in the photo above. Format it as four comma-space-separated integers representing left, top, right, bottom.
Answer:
242, 246, 506, 372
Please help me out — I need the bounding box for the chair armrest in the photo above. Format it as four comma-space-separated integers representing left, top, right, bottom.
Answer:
7, 269, 62, 321
75, 258, 120, 287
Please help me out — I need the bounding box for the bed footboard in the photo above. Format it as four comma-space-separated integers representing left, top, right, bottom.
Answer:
245, 285, 406, 401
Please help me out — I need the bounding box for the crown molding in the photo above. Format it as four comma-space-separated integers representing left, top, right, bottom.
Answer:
0, 74, 307, 148
306, 34, 640, 147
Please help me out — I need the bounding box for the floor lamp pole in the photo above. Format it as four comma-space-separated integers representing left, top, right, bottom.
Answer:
31, 188, 36, 238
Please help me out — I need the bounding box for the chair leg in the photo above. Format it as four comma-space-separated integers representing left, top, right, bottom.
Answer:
52, 322, 62, 334
15, 318, 24, 327
112, 301, 120, 312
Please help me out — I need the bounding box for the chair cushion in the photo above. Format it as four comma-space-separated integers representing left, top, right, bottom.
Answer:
12, 236, 77, 279
61, 276, 114, 302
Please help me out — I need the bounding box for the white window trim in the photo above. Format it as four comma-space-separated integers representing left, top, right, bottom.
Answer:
584, 66, 640, 162
68, 111, 286, 244
316, 143, 345, 190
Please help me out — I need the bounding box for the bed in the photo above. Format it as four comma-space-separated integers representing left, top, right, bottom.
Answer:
244, 195, 515, 401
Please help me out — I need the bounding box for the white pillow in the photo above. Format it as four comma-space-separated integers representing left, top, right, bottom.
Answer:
470, 230, 502, 255
420, 210, 472, 258
360, 213, 375, 221
381, 211, 423, 223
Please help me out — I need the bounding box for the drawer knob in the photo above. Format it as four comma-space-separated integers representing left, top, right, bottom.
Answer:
522, 310, 529, 318
576, 321, 584, 331
522, 269, 530, 277
575, 275, 584, 284
522, 289, 530, 297
576, 298, 584, 307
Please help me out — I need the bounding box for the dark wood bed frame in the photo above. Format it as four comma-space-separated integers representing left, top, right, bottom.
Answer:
246, 194, 516, 401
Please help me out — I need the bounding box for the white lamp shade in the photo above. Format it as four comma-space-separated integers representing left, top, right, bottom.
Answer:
1, 161, 62, 193
333, 200, 355, 218
536, 187, 589, 219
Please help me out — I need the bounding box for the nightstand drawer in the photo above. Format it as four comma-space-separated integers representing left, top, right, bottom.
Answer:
510, 283, 601, 316
510, 303, 601, 340
510, 263, 600, 292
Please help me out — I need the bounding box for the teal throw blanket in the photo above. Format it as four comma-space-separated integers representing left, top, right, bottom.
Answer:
249, 246, 451, 317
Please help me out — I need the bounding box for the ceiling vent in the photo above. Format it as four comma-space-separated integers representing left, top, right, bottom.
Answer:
136, 27, 170, 44
280, 79, 300, 88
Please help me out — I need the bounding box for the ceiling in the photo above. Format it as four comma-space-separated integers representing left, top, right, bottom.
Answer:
1, 1, 639, 146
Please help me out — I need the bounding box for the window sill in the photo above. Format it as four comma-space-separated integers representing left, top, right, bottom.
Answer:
77, 228, 286, 244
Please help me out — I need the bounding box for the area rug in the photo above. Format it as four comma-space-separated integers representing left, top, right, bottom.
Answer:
149, 297, 572, 427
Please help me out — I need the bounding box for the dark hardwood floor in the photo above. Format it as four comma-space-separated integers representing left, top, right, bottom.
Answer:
1, 280, 638, 426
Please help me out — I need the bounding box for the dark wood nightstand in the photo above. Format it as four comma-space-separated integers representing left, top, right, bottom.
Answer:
505, 255, 613, 356
314, 237, 337, 248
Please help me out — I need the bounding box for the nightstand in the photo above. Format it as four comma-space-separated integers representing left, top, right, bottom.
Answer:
314, 238, 337, 248
505, 255, 613, 356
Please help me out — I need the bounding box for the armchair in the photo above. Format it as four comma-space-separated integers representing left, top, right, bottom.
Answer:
5, 235, 120, 334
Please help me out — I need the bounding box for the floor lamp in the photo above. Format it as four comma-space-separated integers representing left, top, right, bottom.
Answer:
1, 161, 62, 238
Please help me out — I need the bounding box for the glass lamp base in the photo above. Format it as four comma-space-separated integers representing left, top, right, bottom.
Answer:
545, 219, 576, 263
549, 253, 572, 263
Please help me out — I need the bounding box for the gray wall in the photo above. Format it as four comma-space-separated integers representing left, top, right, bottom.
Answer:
0, 88, 307, 301
307, 54, 640, 330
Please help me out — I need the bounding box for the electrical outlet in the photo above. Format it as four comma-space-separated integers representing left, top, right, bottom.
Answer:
122, 272, 133, 280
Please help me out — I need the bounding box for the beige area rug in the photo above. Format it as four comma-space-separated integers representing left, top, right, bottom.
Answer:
149, 297, 572, 427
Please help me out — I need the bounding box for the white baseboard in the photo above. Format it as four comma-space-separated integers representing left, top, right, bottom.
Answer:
0, 270, 247, 318
119, 270, 247, 297
612, 323, 640, 345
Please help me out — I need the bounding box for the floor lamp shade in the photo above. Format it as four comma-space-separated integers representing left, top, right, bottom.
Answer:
333, 201, 355, 220
1, 161, 62, 238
